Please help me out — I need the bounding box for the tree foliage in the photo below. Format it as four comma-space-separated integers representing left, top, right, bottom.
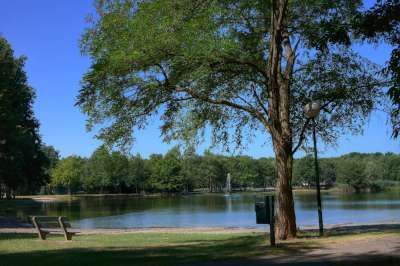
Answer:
353, 0, 400, 137
148, 147, 185, 192
78, 0, 385, 239
49, 147, 400, 195
84, 145, 130, 193
78, 0, 382, 151
51, 156, 86, 194
0, 36, 50, 198
128, 153, 147, 193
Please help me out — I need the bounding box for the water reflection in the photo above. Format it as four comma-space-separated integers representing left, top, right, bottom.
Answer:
3, 191, 400, 228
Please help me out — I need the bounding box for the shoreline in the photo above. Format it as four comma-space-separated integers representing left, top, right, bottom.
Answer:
14, 188, 391, 202
1, 219, 399, 235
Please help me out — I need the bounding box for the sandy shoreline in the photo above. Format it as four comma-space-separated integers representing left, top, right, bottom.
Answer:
0, 226, 265, 235
1, 218, 399, 235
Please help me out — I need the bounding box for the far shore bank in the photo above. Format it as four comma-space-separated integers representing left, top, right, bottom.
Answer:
13, 186, 400, 203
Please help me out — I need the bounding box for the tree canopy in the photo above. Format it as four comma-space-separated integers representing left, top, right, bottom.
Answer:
0, 36, 50, 198
353, 0, 400, 138
78, 0, 385, 239
79, 0, 382, 151
52, 156, 86, 194
49, 148, 400, 194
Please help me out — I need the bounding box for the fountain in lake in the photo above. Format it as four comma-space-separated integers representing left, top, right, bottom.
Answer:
224, 173, 231, 196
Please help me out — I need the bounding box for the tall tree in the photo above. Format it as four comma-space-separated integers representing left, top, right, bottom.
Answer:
148, 147, 185, 192
51, 156, 86, 194
108, 151, 130, 192
201, 150, 226, 192
0, 36, 49, 198
86, 145, 130, 193
78, 0, 383, 239
181, 146, 200, 192
256, 158, 276, 188
128, 154, 147, 193
85, 146, 111, 192
336, 157, 368, 192
293, 155, 315, 187
41, 145, 60, 174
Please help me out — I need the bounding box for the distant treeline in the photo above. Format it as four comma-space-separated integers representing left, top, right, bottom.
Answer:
49, 146, 400, 194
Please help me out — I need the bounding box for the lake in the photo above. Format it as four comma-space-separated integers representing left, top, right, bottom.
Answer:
7, 191, 400, 229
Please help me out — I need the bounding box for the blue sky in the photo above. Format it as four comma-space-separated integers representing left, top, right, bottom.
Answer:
0, 0, 399, 158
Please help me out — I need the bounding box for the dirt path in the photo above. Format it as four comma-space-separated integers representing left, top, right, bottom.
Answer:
308, 234, 400, 259
268, 234, 399, 264
195, 233, 400, 266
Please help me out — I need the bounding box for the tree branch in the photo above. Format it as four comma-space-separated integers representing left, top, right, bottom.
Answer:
216, 56, 269, 81
251, 84, 269, 117
237, 95, 257, 109
156, 63, 170, 86
175, 85, 271, 130
292, 118, 311, 154
282, 29, 295, 81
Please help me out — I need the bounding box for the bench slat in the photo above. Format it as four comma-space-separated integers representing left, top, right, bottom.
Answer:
41, 230, 76, 234
37, 221, 71, 227
30, 216, 68, 222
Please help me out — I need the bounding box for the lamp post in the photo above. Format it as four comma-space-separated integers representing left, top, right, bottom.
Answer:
304, 102, 324, 236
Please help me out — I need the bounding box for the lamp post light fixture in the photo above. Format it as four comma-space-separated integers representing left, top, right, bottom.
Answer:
304, 101, 324, 236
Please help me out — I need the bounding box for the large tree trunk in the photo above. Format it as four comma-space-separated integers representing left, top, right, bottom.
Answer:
273, 137, 296, 239
266, 0, 297, 239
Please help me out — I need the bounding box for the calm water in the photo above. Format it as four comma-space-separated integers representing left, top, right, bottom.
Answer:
7, 191, 400, 229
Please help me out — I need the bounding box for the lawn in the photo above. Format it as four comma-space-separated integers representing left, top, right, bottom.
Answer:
0, 228, 399, 266
0, 231, 269, 266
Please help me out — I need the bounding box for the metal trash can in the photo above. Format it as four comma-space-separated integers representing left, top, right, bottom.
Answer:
254, 195, 275, 246
255, 202, 269, 224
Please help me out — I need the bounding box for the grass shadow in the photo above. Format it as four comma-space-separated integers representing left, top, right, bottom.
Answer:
0, 233, 37, 240
1, 234, 399, 266
0, 233, 322, 266
0, 223, 399, 266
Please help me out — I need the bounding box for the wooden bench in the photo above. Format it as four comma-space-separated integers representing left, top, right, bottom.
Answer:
31, 216, 76, 240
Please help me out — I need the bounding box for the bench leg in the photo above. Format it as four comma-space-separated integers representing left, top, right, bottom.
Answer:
66, 232, 73, 241
32, 216, 47, 240
58, 217, 73, 241
38, 230, 48, 240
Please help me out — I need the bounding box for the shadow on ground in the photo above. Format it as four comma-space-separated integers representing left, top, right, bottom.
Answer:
1, 233, 266, 266
325, 223, 400, 236
0, 223, 399, 266
296, 223, 400, 239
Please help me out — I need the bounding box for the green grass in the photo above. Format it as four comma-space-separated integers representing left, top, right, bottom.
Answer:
0, 232, 272, 266
388, 185, 400, 192
0, 229, 399, 266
